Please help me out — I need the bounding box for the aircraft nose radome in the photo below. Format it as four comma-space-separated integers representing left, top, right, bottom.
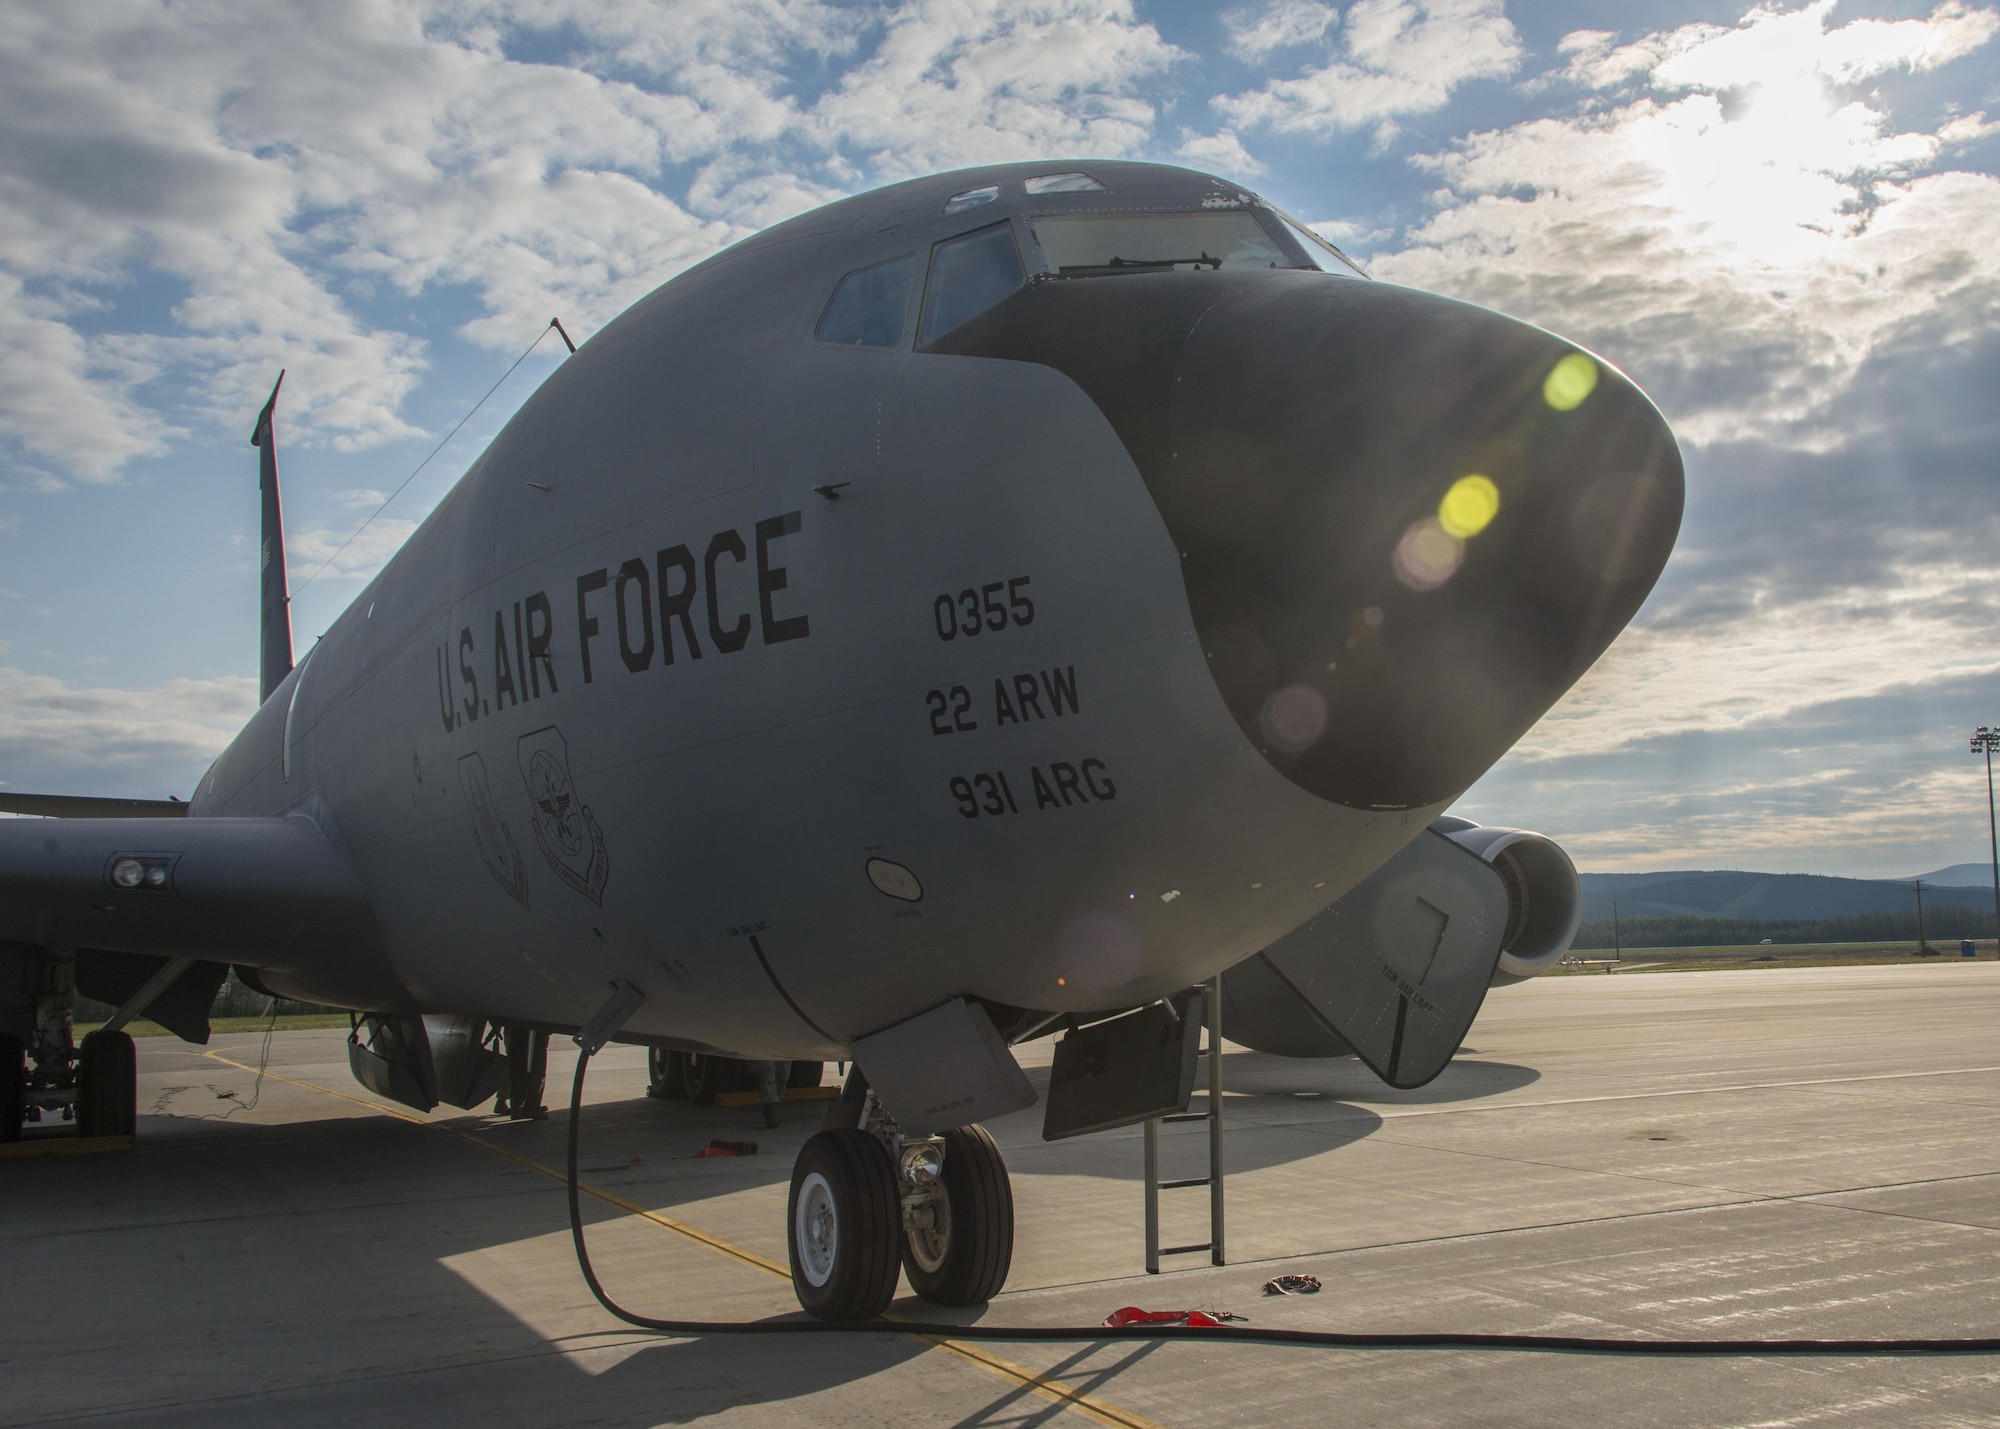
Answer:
929, 271, 1683, 811
1168, 279, 1682, 810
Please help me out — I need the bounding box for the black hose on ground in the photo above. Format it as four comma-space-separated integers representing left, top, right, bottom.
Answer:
566, 1045, 2000, 1355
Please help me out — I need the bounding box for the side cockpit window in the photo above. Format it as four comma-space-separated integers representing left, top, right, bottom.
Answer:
918, 222, 1025, 346
1273, 210, 1368, 278
816, 255, 919, 348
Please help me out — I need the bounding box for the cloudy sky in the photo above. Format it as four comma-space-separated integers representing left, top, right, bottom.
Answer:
1, 0, 1996, 878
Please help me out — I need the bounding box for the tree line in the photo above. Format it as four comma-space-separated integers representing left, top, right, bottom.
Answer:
1573, 905, 1999, 950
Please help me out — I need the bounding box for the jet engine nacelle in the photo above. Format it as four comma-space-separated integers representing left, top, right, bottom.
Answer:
1433, 818, 1583, 984
1219, 819, 1582, 1085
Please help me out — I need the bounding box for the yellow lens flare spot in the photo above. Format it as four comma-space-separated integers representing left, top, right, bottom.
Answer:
1438, 474, 1500, 539
1543, 352, 1599, 411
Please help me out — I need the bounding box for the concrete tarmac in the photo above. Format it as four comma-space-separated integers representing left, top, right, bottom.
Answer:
5, 963, 1999, 1426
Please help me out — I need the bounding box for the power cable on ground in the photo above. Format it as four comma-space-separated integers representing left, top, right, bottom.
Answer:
563, 1045, 2000, 1355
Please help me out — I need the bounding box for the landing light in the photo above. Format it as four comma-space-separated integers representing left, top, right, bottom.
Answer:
111, 859, 144, 888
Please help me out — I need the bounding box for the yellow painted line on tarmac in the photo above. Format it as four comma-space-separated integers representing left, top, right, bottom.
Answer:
898, 1330, 1171, 1429
199, 1047, 1167, 1429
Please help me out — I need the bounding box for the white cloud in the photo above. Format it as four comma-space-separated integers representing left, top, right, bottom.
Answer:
0, 272, 177, 483
0, 0, 776, 483
1940, 110, 2000, 143
1371, 2, 2000, 449
1556, 1, 1998, 94
1224, 1, 1338, 62
0, 0, 1201, 488
1514, 565, 2000, 767
0, 667, 256, 795
1175, 127, 1267, 178
289, 518, 424, 586
1215, 0, 1521, 139
807, 0, 1182, 178
1386, 3, 2000, 874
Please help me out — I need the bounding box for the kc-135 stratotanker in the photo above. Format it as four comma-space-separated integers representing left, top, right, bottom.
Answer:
1, 161, 1680, 1319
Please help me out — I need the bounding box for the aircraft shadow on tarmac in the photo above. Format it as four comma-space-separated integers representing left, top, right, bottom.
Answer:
18, 1109, 1167, 1428
546, 1051, 1544, 1189
17, 1049, 1535, 1425
1005, 1051, 1542, 1180
1215, 1048, 1543, 1106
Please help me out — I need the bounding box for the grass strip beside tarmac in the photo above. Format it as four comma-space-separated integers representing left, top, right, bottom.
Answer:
1551, 940, 1998, 975
73, 1013, 354, 1037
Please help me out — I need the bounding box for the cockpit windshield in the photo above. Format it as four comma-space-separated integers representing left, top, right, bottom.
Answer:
1030, 211, 1295, 276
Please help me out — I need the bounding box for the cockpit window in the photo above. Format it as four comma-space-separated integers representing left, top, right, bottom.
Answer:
816, 255, 919, 348
918, 222, 1025, 345
943, 184, 999, 214
1030, 211, 1293, 276
1273, 211, 1368, 278
1024, 172, 1106, 195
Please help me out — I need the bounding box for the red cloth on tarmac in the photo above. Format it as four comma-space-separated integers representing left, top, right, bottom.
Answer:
1102, 1307, 1237, 1328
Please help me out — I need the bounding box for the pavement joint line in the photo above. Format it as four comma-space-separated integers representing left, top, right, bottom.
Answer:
1052, 1064, 2000, 1146
1288, 1064, 2000, 1125
993, 1167, 2000, 1302
196, 1047, 1168, 1429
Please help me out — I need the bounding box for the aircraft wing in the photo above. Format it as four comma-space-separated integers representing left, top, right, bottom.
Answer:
0, 814, 406, 1013
0, 793, 188, 818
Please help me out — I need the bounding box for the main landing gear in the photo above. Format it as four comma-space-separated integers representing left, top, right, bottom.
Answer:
786, 1084, 1014, 1320
1, 944, 137, 1143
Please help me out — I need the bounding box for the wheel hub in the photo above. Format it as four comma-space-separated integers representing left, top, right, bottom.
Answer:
794, 1170, 839, 1287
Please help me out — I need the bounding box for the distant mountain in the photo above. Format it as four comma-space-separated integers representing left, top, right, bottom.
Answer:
1911, 863, 1997, 888
1577, 869, 1995, 924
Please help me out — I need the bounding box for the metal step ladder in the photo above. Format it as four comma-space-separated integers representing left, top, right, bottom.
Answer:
1143, 974, 1224, 1273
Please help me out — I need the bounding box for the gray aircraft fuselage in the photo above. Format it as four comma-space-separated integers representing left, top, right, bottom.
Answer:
188, 160, 1682, 1060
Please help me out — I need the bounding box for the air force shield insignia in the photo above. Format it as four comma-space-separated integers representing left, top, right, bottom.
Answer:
458, 750, 530, 909
517, 725, 609, 905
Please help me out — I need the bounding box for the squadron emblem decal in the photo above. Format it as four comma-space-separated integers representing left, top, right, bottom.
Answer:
457, 751, 530, 909
517, 725, 609, 904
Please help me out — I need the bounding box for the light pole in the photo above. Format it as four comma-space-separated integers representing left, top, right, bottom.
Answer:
1973, 727, 2000, 959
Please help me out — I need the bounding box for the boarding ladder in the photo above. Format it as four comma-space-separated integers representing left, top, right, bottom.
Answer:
1143, 974, 1225, 1272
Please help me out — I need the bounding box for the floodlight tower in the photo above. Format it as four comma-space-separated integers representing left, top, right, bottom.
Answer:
1973, 726, 2000, 958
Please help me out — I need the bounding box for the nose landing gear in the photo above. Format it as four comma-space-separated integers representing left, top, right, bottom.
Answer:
900, 1125, 1014, 1307
785, 1086, 1016, 1320
786, 1128, 904, 1320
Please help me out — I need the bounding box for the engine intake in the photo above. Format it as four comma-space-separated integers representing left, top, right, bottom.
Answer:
1434, 819, 1581, 982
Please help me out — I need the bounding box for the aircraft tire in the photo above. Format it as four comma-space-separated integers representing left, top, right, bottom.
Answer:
683, 1053, 723, 1105
0, 1033, 23, 1142
77, 1030, 136, 1139
646, 1048, 687, 1100
902, 1124, 1014, 1307
787, 1128, 902, 1321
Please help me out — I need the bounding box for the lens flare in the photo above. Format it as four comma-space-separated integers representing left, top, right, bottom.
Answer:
1056, 909, 1144, 991
1260, 683, 1328, 753
1438, 474, 1500, 538
1543, 353, 1599, 411
1393, 517, 1464, 591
